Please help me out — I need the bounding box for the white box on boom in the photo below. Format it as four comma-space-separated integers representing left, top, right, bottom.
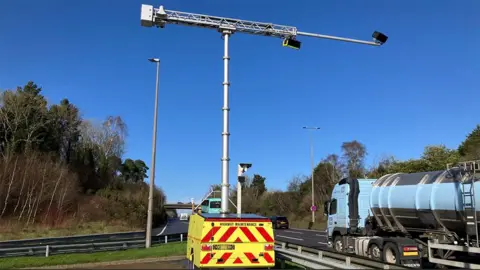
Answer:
140, 4, 153, 27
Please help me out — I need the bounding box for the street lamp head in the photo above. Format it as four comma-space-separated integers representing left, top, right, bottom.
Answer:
372, 31, 388, 45
148, 58, 160, 63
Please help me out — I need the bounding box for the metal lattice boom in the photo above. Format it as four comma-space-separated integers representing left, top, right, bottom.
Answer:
140, 5, 387, 46
141, 5, 297, 39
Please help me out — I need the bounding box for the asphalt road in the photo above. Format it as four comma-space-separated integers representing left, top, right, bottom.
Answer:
274, 227, 329, 249
154, 218, 329, 250
152, 218, 189, 236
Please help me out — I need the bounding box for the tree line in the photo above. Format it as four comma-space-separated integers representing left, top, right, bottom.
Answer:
0, 81, 167, 229
2, 81, 478, 231
208, 125, 480, 223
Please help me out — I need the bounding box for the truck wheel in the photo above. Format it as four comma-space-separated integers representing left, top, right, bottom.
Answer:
382, 242, 400, 265
333, 235, 343, 252
368, 243, 382, 261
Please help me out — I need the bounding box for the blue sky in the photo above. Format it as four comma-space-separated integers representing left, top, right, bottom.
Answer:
1, 1, 478, 204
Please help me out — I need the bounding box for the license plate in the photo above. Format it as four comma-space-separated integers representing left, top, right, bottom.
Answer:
403, 251, 418, 256
213, 244, 235, 250
281, 222, 285, 224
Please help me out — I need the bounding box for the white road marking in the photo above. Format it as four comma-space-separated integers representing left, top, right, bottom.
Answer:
284, 230, 303, 234
156, 224, 168, 236
318, 241, 328, 244
316, 234, 327, 237
276, 235, 304, 241
289, 227, 323, 233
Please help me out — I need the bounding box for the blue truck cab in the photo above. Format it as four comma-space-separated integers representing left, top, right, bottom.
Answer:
323, 177, 422, 267
324, 178, 376, 249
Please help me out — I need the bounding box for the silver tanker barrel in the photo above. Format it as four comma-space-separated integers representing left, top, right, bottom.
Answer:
370, 167, 479, 238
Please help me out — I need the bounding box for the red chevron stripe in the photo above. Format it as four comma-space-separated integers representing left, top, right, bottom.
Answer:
201, 227, 220, 242
244, 252, 259, 263
263, 252, 274, 263
200, 253, 215, 264
240, 227, 258, 242
216, 252, 232, 264
256, 227, 274, 242
233, 257, 243, 264
218, 226, 237, 242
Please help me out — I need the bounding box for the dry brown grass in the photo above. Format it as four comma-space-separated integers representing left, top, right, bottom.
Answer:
0, 219, 140, 241
0, 153, 166, 241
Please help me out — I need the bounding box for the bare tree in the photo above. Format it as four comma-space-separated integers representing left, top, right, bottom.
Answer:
79, 117, 127, 161
0, 156, 18, 217
0, 90, 49, 157
287, 175, 305, 192
322, 154, 344, 183
341, 140, 367, 178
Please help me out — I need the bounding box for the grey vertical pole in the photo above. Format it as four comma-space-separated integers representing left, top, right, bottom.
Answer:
309, 130, 315, 223
146, 59, 160, 248
220, 29, 232, 215
303, 126, 320, 224
237, 179, 242, 215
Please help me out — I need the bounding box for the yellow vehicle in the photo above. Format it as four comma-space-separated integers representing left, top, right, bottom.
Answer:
187, 213, 275, 268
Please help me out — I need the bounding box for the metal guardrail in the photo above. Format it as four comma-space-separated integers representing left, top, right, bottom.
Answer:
0, 232, 411, 269
0, 231, 146, 249
0, 232, 185, 258
274, 240, 410, 269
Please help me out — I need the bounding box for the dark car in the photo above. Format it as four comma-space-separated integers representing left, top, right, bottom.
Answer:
270, 216, 289, 229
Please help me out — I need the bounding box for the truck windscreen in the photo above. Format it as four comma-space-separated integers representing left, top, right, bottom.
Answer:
210, 201, 221, 208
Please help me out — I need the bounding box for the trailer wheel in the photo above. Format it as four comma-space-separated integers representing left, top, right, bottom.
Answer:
382, 242, 400, 265
368, 243, 382, 261
333, 235, 343, 252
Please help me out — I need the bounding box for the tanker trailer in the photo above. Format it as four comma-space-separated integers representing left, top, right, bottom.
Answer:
324, 160, 480, 268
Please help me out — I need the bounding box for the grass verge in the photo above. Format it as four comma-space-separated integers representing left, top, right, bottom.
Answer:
0, 221, 141, 241
275, 259, 306, 269
0, 242, 186, 269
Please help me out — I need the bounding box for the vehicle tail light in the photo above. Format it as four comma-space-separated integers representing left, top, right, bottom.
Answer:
403, 246, 418, 252
264, 244, 274, 251
201, 244, 212, 251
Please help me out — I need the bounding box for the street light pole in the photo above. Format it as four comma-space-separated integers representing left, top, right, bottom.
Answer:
146, 58, 160, 248
303, 126, 320, 224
